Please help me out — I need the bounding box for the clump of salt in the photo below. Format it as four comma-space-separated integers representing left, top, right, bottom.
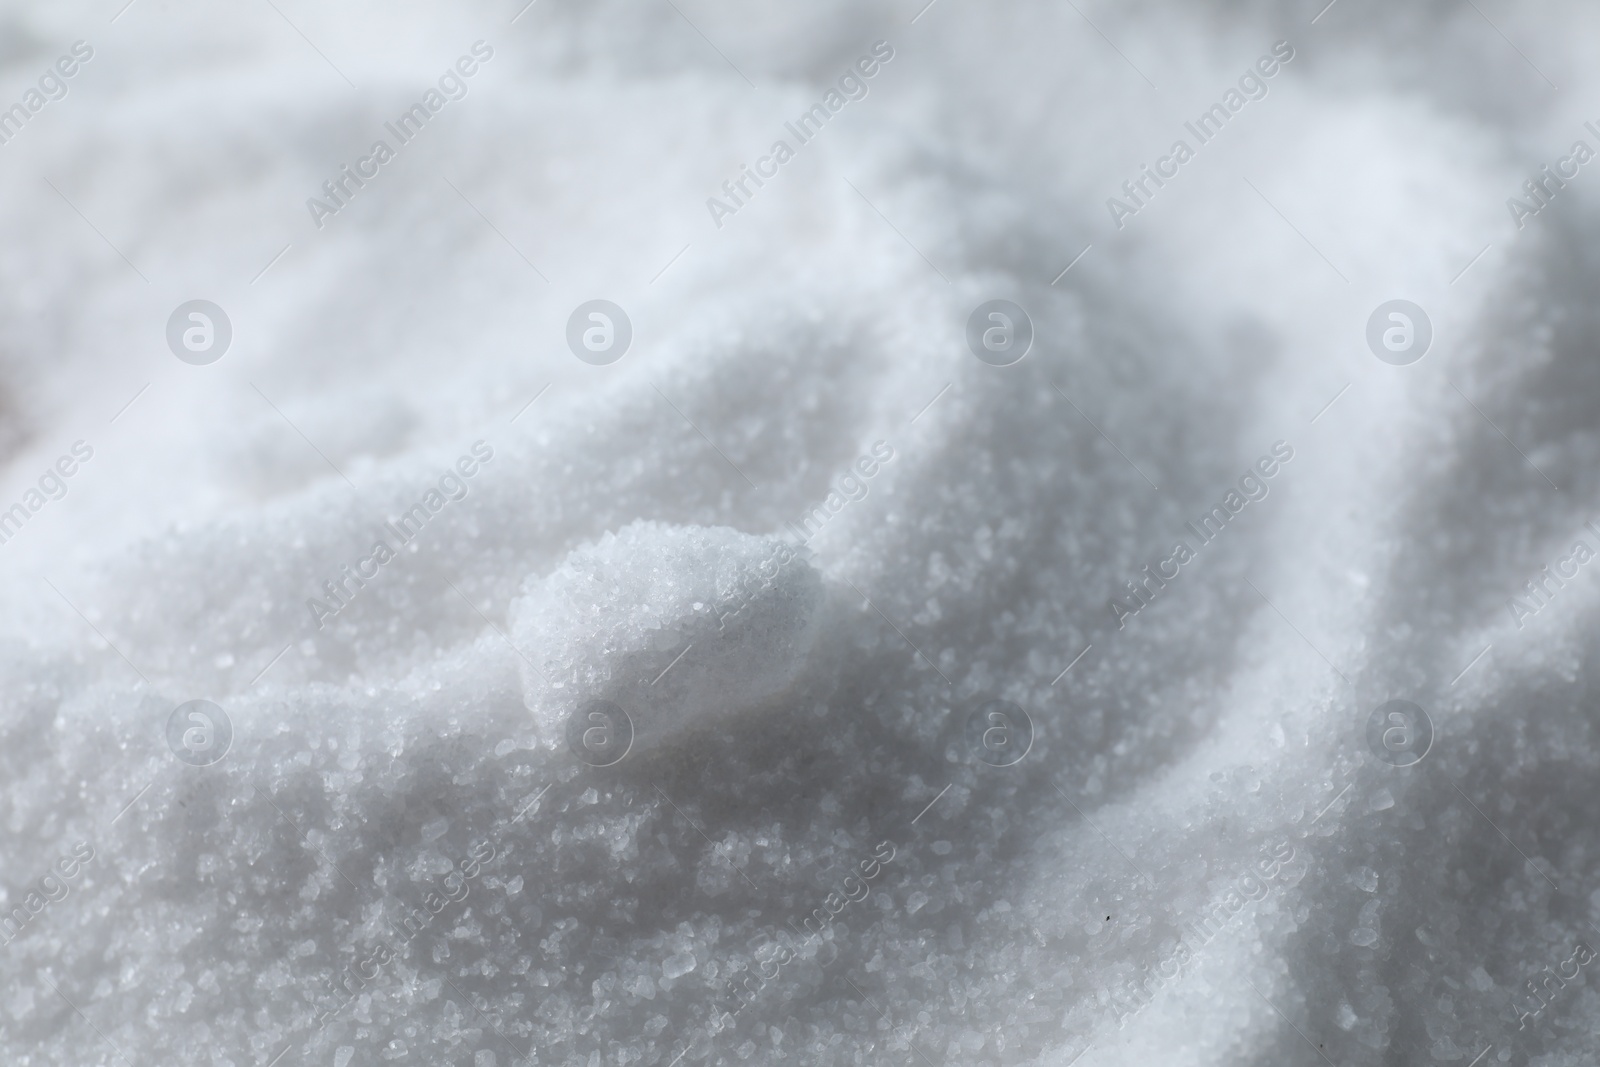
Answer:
509, 521, 825, 755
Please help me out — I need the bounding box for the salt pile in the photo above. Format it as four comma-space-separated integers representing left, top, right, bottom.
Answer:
2, 1, 1600, 1065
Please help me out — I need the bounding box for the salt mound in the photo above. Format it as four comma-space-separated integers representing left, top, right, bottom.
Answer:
8, 1, 1600, 1065
511, 522, 824, 757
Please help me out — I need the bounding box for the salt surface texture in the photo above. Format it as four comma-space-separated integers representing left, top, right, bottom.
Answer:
2, 1, 1600, 1066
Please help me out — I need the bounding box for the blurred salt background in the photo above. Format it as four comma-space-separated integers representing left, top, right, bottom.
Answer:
1, 1, 1600, 1065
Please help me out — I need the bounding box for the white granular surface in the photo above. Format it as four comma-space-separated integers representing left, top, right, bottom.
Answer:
2, 1, 1600, 1065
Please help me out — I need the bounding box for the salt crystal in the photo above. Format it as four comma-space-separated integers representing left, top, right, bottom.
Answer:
662, 952, 697, 979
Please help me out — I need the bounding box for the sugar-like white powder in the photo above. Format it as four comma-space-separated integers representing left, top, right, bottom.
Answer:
2, 2, 1600, 1066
